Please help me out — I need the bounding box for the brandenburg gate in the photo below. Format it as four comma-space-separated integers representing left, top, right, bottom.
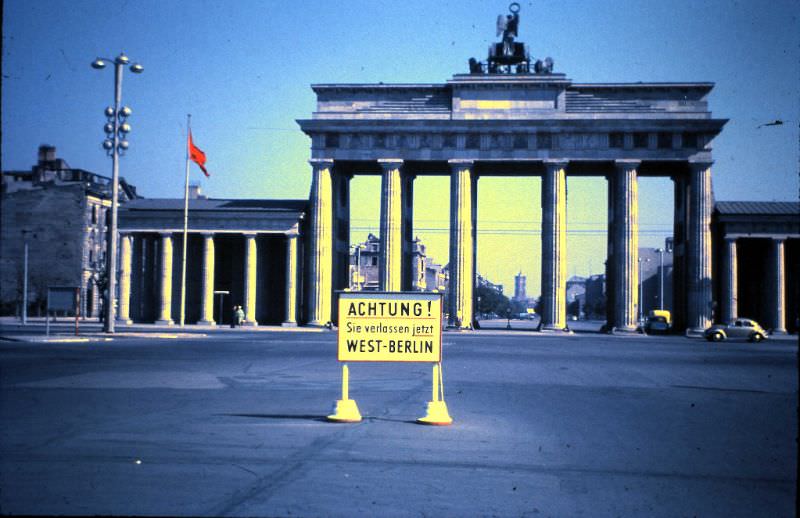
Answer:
298, 7, 726, 334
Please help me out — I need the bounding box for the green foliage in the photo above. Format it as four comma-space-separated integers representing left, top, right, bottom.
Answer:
476, 284, 510, 317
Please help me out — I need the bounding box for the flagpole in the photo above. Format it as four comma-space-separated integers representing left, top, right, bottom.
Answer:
179, 114, 191, 327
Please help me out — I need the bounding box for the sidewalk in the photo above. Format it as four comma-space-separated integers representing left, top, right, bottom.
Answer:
1, 316, 795, 343
0, 316, 327, 343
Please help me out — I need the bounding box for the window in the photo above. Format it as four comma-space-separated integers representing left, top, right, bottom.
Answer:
633, 132, 648, 148
91, 206, 97, 224
536, 132, 552, 149
681, 132, 698, 149
657, 132, 672, 149
371, 257, 378, 266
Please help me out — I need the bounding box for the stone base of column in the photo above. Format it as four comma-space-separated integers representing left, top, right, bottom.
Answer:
197, 320, 216, 327
446, 325, 473, 331
281, 321, 298, 327
538, 324, 573, 334
612, 325, 640, 334
770, 328, 787, 335
155, 319, 174, 326
115, 318, 132, 325
241, 320, 258, 327
308, 320, 335, 330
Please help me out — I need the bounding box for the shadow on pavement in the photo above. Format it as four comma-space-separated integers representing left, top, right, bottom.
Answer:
221, 413, 329, 422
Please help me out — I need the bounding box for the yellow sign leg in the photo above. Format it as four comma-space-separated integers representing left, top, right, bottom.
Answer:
327, 363, 362, 423
417, 363, 452, 425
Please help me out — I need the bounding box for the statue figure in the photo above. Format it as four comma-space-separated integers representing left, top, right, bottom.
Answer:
496, 3, 520, 57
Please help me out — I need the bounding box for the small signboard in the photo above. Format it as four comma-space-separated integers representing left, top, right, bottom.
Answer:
337, 291, 443, 362
48, 286, 78, 311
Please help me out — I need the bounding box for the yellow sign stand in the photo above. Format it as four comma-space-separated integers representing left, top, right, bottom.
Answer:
417, 363, 452, 425
328, 291, 452, 425
327, 363, 362, 423
328, 363, 361, 423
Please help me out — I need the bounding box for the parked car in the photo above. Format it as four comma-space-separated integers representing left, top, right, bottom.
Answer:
704, 318, 768, 343
645, 310, 671, 334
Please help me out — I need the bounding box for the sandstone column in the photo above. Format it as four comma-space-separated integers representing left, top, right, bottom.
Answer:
448, 160, 474, 329
378, 159, 403, 291
155, 233, 174, 325
198, 233, 216, 326
686, 161, 713, 334
116, 233, 133, 325
540, 160, 569, 331
722, 237, 737, 323
282, 233, 298, 326
242, 233, 258, 326
308, 159, 334, 326
612, 160, 640, 332
771, 239, 787, 334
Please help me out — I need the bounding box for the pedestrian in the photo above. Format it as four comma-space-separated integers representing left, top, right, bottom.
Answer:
230, 305, 238, 328
235, 305, 245, 326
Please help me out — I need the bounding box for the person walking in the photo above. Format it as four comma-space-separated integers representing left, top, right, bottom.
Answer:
235, 305, 245, 327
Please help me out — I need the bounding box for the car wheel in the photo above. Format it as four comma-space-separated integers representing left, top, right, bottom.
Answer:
711, 332, 724, 342
750, 333, 764, 343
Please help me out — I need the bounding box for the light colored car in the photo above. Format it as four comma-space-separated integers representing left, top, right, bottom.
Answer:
704, 318, 768, 343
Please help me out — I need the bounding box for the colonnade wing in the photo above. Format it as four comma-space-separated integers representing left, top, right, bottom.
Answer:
117, 198, 306, 326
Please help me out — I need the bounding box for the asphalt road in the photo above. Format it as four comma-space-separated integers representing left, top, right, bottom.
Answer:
1, 330, 796, 517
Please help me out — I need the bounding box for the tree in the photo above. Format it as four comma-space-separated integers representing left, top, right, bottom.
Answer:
476, 284, 510, 318
567, 299, 581, 318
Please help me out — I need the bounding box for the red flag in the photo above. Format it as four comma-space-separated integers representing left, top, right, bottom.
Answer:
188, 130, 209, 177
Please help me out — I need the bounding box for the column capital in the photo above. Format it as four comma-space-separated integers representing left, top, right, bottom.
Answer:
377, 158, 403, 170
770, 236, 786, 243
614, 159, 641, 172
724, 235, 738, 243
158, 232, 173, 238
309, 158, 334, 170
285, 231, 299, 239
242, 232, 258, 238
543, 159, 569, 170
688, 160, 713, 172
448, 159, 474, 171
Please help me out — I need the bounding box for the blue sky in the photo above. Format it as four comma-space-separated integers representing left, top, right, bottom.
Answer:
3, 0, 798, 295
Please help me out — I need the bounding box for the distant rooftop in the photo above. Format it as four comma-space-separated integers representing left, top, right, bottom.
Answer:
715, 201, 799, 215
123, 198, 307, 213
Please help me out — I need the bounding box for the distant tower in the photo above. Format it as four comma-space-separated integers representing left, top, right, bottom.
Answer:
514, 271, 527, 301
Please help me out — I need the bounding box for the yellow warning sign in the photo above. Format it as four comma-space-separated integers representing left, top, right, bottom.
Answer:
337, 292, 443, 362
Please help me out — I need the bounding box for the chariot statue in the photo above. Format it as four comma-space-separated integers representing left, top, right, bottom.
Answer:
469, 3, 554, 75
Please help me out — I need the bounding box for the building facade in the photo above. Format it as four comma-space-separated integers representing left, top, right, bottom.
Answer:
1, 146, 138, 317
349, 233, 443, 292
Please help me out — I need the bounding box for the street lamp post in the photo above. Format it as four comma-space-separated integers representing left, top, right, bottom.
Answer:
21, 230, 30, 325
638, 257, 650, 325
655, 248, 665, 310
91, 53, 143, 334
